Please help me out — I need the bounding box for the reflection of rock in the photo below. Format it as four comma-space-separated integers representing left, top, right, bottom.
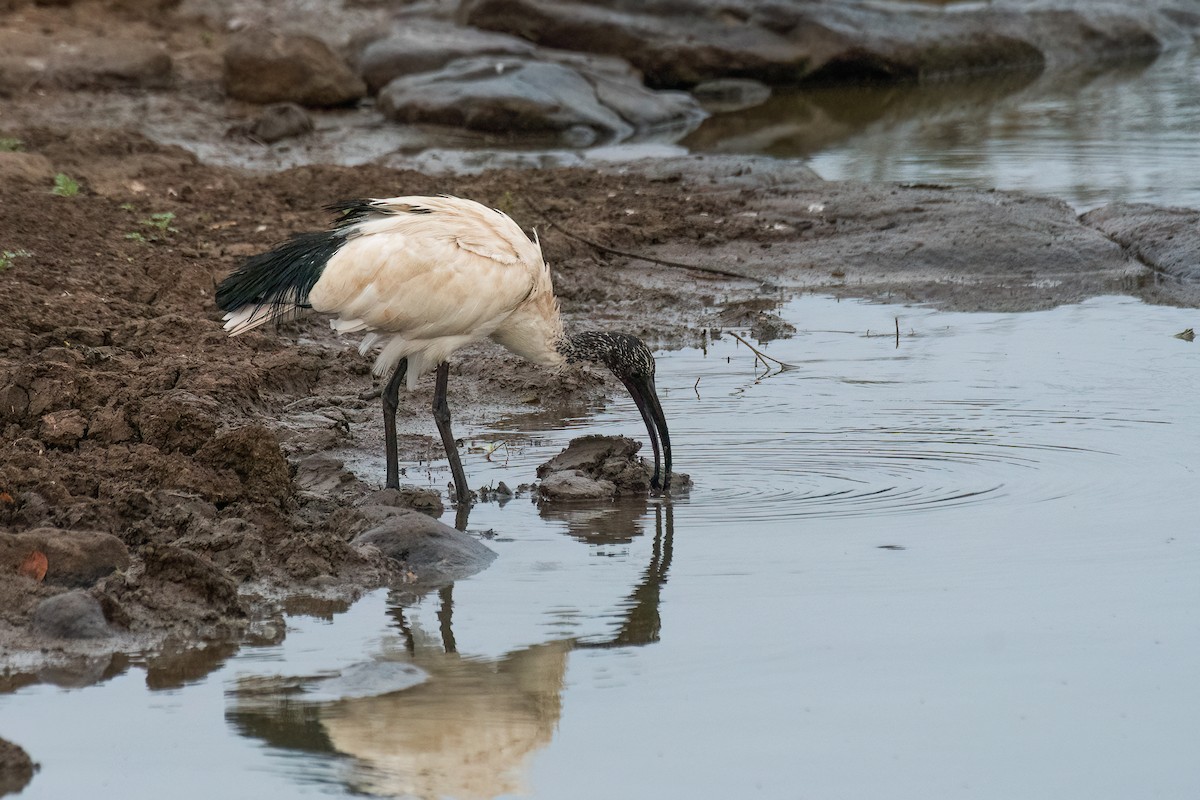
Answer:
691, 78, 772, 113
323, 641, 570, 800
377, 54, 703, 143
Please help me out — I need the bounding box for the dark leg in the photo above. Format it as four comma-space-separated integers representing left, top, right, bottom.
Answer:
381, 358, 408, 489
432, 361, 472, 506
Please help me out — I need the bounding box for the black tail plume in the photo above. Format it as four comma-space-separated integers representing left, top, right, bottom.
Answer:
216, 229, 345, 321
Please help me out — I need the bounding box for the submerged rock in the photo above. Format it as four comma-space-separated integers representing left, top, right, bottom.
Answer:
352, 511, 496, 585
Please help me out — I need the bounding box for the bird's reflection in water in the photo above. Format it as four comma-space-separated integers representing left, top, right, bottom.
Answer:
229, 504, 674, 800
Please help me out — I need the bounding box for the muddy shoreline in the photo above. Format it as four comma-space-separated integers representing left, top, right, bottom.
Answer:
3, 0, 1200, 687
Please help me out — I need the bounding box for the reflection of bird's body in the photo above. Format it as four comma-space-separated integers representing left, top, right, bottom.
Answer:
215, 195, 671, 504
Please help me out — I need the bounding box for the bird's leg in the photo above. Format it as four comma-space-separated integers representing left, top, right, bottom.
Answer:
432, 361, 472, 506
381, 358, 408, 490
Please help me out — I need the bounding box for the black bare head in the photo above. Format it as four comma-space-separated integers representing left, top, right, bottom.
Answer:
560, 332, 673, 494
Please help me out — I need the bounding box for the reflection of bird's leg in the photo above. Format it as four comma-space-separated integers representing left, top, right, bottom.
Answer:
388, 603, 417, 656
382, 358, 409, 490
438, 584, 457, 654
432, 361, 471, 506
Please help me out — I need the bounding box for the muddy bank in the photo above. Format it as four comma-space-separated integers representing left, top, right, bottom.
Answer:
0, 737, 35, 797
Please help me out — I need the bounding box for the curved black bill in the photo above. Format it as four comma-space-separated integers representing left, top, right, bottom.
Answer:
621, 375, 673, 495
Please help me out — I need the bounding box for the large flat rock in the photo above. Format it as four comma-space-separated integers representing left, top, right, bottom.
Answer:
462, 0, 1200, 88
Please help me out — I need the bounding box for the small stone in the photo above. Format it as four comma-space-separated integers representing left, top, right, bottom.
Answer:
39, 409, 87, 447
31, 591, 112, 639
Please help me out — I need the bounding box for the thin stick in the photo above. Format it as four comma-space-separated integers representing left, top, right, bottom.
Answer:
726, 330, 797, 370
693, 376, 701, 399
895, 316, 900, 349
521, 197, 763, 282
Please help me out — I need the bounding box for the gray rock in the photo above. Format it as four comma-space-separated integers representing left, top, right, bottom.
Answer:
223, 30, 366, 107
0, 528, 130, 587
377, 54, 703, 141
31, 591, 112, 639
463, 0, 1199, 88
1081, 203, 1200, 282
352, 511, 496, 585
356, 21, 535, 93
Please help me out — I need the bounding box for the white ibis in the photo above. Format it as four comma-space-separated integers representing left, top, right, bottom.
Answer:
215, 195, 672, 505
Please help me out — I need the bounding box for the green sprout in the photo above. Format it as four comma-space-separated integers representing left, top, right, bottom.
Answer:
0, 138, 23, 152
52, 173, 80, 197
0, 249, 32, 272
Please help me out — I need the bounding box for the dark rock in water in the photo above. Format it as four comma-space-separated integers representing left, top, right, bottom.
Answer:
537, 435, 690, 499
1082, 203, 1200, 282
31, 591, 112, 639
223, 30, 366, 107
0, 528, 130, 587
377, 54, 703, 141
0, 737, 36, 797
352, 511, 496, 585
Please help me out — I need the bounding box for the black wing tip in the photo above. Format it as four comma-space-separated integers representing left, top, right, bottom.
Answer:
325, 198, 381, 229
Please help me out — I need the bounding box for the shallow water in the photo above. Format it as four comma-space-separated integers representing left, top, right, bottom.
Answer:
4, 294, 1199, 799
685, 47, 1200, 210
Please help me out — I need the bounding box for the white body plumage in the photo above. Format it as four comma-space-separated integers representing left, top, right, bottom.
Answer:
222, 195, 566, 390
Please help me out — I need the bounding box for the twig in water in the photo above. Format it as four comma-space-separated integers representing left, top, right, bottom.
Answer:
895, 316, 900, 349
520, 196, 765, 283
693, 376, 701, 399
725, 330, 797, 371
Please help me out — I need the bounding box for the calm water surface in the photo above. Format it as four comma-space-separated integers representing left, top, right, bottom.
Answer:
684, 47, 1200, 210
3, 295, 1199, 799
